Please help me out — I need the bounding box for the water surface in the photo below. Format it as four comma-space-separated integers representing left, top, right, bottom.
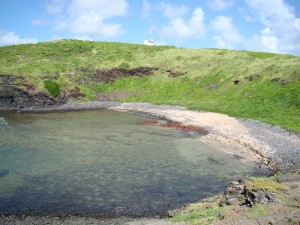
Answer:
0, 110, 264, 217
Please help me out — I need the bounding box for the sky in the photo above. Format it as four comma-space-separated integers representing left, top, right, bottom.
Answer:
0, 0, 300, 55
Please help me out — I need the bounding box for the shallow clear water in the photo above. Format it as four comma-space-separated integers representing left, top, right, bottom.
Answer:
0, 110, 264, 217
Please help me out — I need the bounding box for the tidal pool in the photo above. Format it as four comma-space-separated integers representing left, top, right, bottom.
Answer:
0, 110, 265, 217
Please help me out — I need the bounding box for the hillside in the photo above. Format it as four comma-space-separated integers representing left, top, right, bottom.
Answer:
0, 39, 299, 131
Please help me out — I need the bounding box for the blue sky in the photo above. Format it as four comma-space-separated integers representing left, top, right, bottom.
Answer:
0, 0, 300, 55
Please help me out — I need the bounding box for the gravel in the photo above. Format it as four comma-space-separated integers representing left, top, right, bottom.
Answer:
238, 118, 300, 171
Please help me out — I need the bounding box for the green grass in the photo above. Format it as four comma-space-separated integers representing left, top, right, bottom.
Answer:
169, 195, 225, 225
170, 206, 223, 225
245, 176, 288, 193
248, 204, 269, 219
0, 39, 299, 132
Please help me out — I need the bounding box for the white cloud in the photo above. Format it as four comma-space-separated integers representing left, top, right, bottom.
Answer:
142, 0, 151, 18
160, 2, 189, 19
67, 0, 128, 20
211, 16, 278, 52
55, 21, 68, 30
208, 0, 235, 11
211, 16, 235, 33
70, 14, 123, 39
245, 0, 300, 54
0, 30, 38, 45
259, 28, 279, 53
162, 7, 206, 40
31, 19, 48, 26
48, 0, 128, 40
211, 0, 300, 55
294, 19, 300, 31
46, 0, 66, 14
211, 16, 243, 49
245, 0, 294, 26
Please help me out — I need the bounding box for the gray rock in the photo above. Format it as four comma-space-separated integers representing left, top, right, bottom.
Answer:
226, 197, 240, 205
246, 190, 273, 205
219, 211, 225, 219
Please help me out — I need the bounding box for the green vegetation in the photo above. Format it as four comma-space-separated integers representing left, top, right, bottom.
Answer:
44, 80, 60, 97
169, 195, 225, 225
248, 204, 268, 219
245, 176, 287, 192
0, 39, 299, 131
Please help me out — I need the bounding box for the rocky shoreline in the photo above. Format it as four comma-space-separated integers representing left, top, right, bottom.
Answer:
0, 101, 122, 113
1, 101, 299, 224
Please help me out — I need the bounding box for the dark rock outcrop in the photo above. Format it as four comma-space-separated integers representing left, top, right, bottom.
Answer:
77, 67, 158, 84
0, 85, 57, 109
0, 74, 62, 110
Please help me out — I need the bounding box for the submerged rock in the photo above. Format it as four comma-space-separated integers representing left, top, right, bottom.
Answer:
140, 119, 208, 134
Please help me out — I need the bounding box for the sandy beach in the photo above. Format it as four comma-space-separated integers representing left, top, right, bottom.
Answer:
110, 102, 300, 172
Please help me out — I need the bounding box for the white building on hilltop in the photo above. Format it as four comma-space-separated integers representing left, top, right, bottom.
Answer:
144, 39, 155, 46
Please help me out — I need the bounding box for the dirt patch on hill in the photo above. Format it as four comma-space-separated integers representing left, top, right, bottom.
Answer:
77, 67, 158, 84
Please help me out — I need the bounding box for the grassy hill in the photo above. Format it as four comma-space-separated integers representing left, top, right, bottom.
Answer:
0, 39, 299, 131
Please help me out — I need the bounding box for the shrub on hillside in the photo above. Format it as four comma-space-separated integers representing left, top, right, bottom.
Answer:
44, 80, 60, 97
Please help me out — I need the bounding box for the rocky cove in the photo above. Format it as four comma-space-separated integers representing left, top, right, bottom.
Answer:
0, 108, 270, 223
0, 74, 300, 224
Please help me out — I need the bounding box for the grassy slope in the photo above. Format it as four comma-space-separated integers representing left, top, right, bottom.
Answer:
0, 39, 299, 131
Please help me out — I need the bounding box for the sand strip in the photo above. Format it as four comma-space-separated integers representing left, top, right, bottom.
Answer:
110, 103, 300, 172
